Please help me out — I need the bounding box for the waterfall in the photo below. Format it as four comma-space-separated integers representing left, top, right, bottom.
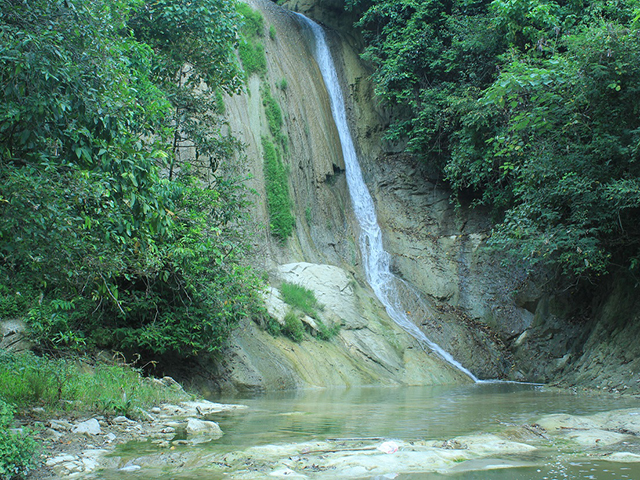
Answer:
297, 14, 478, 382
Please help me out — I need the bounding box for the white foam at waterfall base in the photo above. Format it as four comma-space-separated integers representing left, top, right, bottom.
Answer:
296, 13, 478, 382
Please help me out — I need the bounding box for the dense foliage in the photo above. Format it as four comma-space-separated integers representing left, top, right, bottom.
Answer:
348, 0, 640, 281
0, 398, 38, 479
0, 0, 263, 362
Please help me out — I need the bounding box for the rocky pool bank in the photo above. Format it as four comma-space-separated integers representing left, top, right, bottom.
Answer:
21, 384, 640, 479
27, 394, 246, 479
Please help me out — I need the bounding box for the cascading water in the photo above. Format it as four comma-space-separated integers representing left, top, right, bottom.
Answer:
297, 14, 478, 382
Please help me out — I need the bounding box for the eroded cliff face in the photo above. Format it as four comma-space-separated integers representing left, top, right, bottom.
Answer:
201, 0, 473, 393
212, 0, 640, 393
275, 0, 640, 393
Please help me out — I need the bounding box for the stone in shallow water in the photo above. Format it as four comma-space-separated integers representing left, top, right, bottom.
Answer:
268, 467, 307, 477
605, 452, 640, 462
186, 418, 223, 440
119, 464, 142, 472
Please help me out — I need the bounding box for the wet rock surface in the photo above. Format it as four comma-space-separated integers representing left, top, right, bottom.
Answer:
53, 406, 640, 478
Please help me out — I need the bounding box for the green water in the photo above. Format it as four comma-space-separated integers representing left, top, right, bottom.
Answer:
105, 383, 640, 479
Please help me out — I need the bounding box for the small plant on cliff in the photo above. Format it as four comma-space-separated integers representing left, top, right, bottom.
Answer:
282, 310, 304, 342
238, 39, 267, 78
263, 315, 282, 337
237, 3, 267, 78
315, 319, 341, 341
262, 86, 284, 139
237, 3, 264, 38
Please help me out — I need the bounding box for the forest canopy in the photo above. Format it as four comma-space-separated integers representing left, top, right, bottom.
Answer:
347, 0, 640, 282
0, 0, 263, 362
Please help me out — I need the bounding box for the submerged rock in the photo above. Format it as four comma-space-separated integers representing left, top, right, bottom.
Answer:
185, 418, 223, 440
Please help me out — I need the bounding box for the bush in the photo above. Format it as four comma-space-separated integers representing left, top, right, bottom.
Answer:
238, 39, 267, 78
263, 315, 282, 337
282, 310, 304, 342
0, 400, 38, 479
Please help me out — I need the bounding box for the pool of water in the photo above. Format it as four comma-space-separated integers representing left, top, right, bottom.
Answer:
103, 383, 640, 479
214, 383, 635, 446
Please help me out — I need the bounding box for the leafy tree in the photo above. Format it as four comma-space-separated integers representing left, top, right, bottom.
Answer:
347, 0, 502, 166
0, 0, 263, 362
350, 0, 640, 282
130, 0, 244, 179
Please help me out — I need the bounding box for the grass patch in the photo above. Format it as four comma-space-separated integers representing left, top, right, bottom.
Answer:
0, 351, 189, 419
282, 310, 304, 342
262, 85, 284, 138
237, 4, 266, 78
280, 281, 323, 318
262, 137, 294, 240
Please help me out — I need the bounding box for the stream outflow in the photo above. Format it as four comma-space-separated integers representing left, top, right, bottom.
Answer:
297, 14, 478, 382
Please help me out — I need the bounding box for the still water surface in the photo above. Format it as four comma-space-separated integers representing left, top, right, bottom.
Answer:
108, 383, 640, 479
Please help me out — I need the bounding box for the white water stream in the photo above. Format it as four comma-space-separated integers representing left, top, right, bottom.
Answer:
297, 14, 478, 382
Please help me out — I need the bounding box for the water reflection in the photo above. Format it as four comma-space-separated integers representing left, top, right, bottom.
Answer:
213, 383, 639, 449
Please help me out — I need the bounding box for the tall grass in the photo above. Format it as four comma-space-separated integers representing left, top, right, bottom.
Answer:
0, 351, 189, 418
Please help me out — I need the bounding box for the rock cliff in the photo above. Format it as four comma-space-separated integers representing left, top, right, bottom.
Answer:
210, 0, 640, 393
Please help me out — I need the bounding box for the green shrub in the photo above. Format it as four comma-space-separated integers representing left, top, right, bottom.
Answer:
269, 25, 277, 40
0, 399, 38, 479
316, 319, 341, 341
262, 137, 294, 240
278, 78, 288, 91
236, 3, 267, 78
279, 282, 322, 318
282, 310, 304, 342
263, 315, 282, 336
